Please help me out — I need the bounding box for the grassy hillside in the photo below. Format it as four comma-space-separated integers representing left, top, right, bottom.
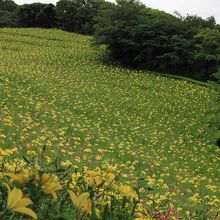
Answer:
0, 28, 219, 216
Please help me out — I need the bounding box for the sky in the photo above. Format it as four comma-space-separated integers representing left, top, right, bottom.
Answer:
145, 0, 220, 24
14, 0, 220, 24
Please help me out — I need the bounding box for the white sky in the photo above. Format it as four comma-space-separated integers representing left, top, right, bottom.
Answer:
14, 0, 220, 24
145, 0, 220, 23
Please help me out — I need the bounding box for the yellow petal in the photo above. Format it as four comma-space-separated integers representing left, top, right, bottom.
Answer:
5, 183, 11, 208
13, 207, 37, 219
78, 193, 89, 209
41, 173, 50, 184
51, 192, 58, 201
43, 183, 61, 192
68, 190, 79, 209
15, 198, 32, 208
7, 188, 22, 209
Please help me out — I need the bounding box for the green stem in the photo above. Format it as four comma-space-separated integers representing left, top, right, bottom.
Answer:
56, 202, 60, 216
44, 197, 52, 219
0, 209, 7, 218
8, 212, 15, 220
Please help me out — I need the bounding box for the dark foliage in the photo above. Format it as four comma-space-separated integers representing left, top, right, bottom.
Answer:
55, 0, 110, 34
0, 10, 18, 27
18, 3, 56, 28
0, 0, 18, 27
0, 0, 17, 12
94, 0, 220, 81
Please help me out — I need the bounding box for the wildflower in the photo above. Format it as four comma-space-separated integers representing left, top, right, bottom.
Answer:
68, 190, 90, 211
119, 185, 138, 200
94, 176, 103, 185
84, 148, 92, 153
95, 155, 102, 161
6, 171, 31, 185
41, 173, 62, 200
61, 160, 72, 167
6, 185, 37, 219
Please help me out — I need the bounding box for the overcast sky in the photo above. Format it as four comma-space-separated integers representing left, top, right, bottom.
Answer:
14, 0, 220, 24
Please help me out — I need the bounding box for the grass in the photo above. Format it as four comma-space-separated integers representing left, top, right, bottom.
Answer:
0, 28, 219, 216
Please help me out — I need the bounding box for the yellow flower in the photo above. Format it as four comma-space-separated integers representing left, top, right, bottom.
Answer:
6, 172, 31, 185
6, 185, 37, 219
68, 190, 90, 211
119, 185, 139, 200
61, 160, 72, 167
94, 176, 103, 185
41, 173, 62, 200
34, 164, 41, 171
95, 155, 102, 161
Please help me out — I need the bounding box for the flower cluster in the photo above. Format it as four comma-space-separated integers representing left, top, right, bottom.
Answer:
0, 150, 178, 219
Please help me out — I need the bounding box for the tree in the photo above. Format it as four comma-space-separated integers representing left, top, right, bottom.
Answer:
0, 10, 18, 27
0, 0, 17, 12
183, 15, 216, 29
18, 3, 56, 28
94, 0, 220, 81
74, 0, 109, 34
94, 0, 148, 66
191, 28, 220, 80
95, 0, 189, 70
55, 0, 109, 34
55, 0, 79, 32
0, 0, 18, 27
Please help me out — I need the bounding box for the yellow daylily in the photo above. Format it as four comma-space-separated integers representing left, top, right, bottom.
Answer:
68, 190, 90, 211
119, 185, 139, 200
6, 185, 37, 219
6, 172, 31, 185
41, 173, 62, 200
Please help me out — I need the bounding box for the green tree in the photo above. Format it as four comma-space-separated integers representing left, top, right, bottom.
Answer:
0, 0, 18, 27
55, 0, 80, 32
0, 0, 17, 12
18, 3, 56, 28
55, 0, 109, 34
184, 15, 216, 29
94, 0, 220, 81
0, 10, 18, 27
95, 0, 189, 71
191, 28, 220, 80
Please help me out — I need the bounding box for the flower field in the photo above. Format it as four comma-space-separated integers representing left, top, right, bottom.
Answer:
0, 28, 219, 219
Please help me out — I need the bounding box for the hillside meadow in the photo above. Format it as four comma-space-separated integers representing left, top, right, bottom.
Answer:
0, 28, 219, 219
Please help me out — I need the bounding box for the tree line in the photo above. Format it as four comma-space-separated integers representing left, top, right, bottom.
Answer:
0, 0, 110, 35
0, 0, 220, 82
94, 1, 220, 82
